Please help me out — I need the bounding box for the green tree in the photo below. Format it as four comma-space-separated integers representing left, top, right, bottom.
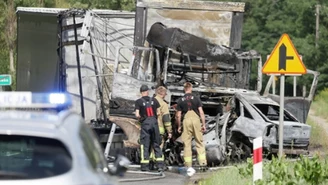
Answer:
0, 0, 17, 73
63, 0, 135, 10
0, 0, 65, 90
0, 0, 135, 91
217, 0, 328, 94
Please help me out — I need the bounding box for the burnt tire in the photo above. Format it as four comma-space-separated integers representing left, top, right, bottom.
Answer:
226, 135, 252, 164
231, 141, 252, 162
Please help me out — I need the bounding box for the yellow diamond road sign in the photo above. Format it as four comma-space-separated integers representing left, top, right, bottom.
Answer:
262, 33, 307, 74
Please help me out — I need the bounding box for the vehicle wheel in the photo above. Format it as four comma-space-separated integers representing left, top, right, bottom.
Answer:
168, 151, 176, 165
228, 140, 252, 163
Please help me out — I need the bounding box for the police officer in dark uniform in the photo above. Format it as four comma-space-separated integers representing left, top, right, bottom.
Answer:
135, 84, 164, 172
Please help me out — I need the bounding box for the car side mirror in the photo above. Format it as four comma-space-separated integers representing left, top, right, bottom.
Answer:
108, 155, 131, 176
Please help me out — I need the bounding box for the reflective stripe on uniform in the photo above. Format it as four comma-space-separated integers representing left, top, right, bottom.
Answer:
198, 154, 206, 161
149, 154, 164, 162
149, 151, 155, 160
141, 160, 149, 164
159, 126, 165, 134
164, 122, 171, 127
140, 144, 149, 164
156, 157, 164, 162
184, 156, 192, 163
164, 122, 172, 133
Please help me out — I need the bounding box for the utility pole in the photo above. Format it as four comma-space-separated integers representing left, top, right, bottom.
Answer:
315, 4, 321, 48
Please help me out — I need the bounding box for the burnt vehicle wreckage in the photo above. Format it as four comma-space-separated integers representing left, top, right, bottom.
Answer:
16, 0, 319, 167
108, 34, 318, 166
103, 2, 319, 166
109, 24, 318, 166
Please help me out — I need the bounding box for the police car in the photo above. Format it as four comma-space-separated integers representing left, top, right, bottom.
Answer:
0, 92, 128, 185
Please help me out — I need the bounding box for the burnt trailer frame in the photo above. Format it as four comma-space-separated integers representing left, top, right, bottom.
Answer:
134, 0, 245, 49
109, 0, 264, 117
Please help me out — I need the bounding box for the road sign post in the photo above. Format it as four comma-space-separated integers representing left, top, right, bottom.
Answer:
293, 76, 297, 97
272, 75, 276, 95
278, 75, 285, 157
262, 33, 307, 158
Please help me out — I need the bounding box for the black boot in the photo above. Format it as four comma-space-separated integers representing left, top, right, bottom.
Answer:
149, 161, 158, 171
141, 163, 150, 171
157, 161, 164, 172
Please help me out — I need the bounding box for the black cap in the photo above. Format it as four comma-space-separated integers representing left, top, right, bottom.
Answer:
140, 84, 149, 92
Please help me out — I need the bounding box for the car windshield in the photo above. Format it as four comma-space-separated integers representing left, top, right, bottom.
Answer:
0, 135, 72, 180
253, 104, 297, 122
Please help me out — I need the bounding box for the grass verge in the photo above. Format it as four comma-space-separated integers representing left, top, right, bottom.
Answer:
308, 88, 328, 153
200, 155, 328, 185
307, 117, 328, 153
199, 166, 251, 185
311, 89, 328, 120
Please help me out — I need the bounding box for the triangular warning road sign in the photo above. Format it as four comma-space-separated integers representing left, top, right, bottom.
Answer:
262, 34, 307, 74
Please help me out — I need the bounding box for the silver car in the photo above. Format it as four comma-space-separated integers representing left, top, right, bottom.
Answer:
0, 92, 127, 185
229, 91, 311, 155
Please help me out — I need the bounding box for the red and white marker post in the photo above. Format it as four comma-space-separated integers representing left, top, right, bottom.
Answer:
253, 137, 263, 183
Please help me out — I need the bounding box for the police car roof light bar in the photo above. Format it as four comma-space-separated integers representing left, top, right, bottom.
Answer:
0, 92, 72, 109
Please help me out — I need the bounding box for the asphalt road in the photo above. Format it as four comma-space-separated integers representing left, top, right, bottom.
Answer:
118, 168, 217, 185
119, 171, 189, 185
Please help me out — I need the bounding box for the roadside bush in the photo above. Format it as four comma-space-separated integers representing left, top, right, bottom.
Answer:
293, 155, 328, 185
238, 154, 328, 185
238, 158, 253, 177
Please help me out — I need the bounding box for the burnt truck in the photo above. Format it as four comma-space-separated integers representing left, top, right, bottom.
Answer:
107, 0, 262, 165
15, 0, 319, 166
108, 0, 319, 165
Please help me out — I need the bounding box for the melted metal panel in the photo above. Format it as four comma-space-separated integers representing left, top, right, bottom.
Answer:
146, 9, 233, 46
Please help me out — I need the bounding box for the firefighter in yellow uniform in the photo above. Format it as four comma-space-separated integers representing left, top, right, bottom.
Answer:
149, 86, 172, 170
176, 82, 207, 175
154, 86, 173, 145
